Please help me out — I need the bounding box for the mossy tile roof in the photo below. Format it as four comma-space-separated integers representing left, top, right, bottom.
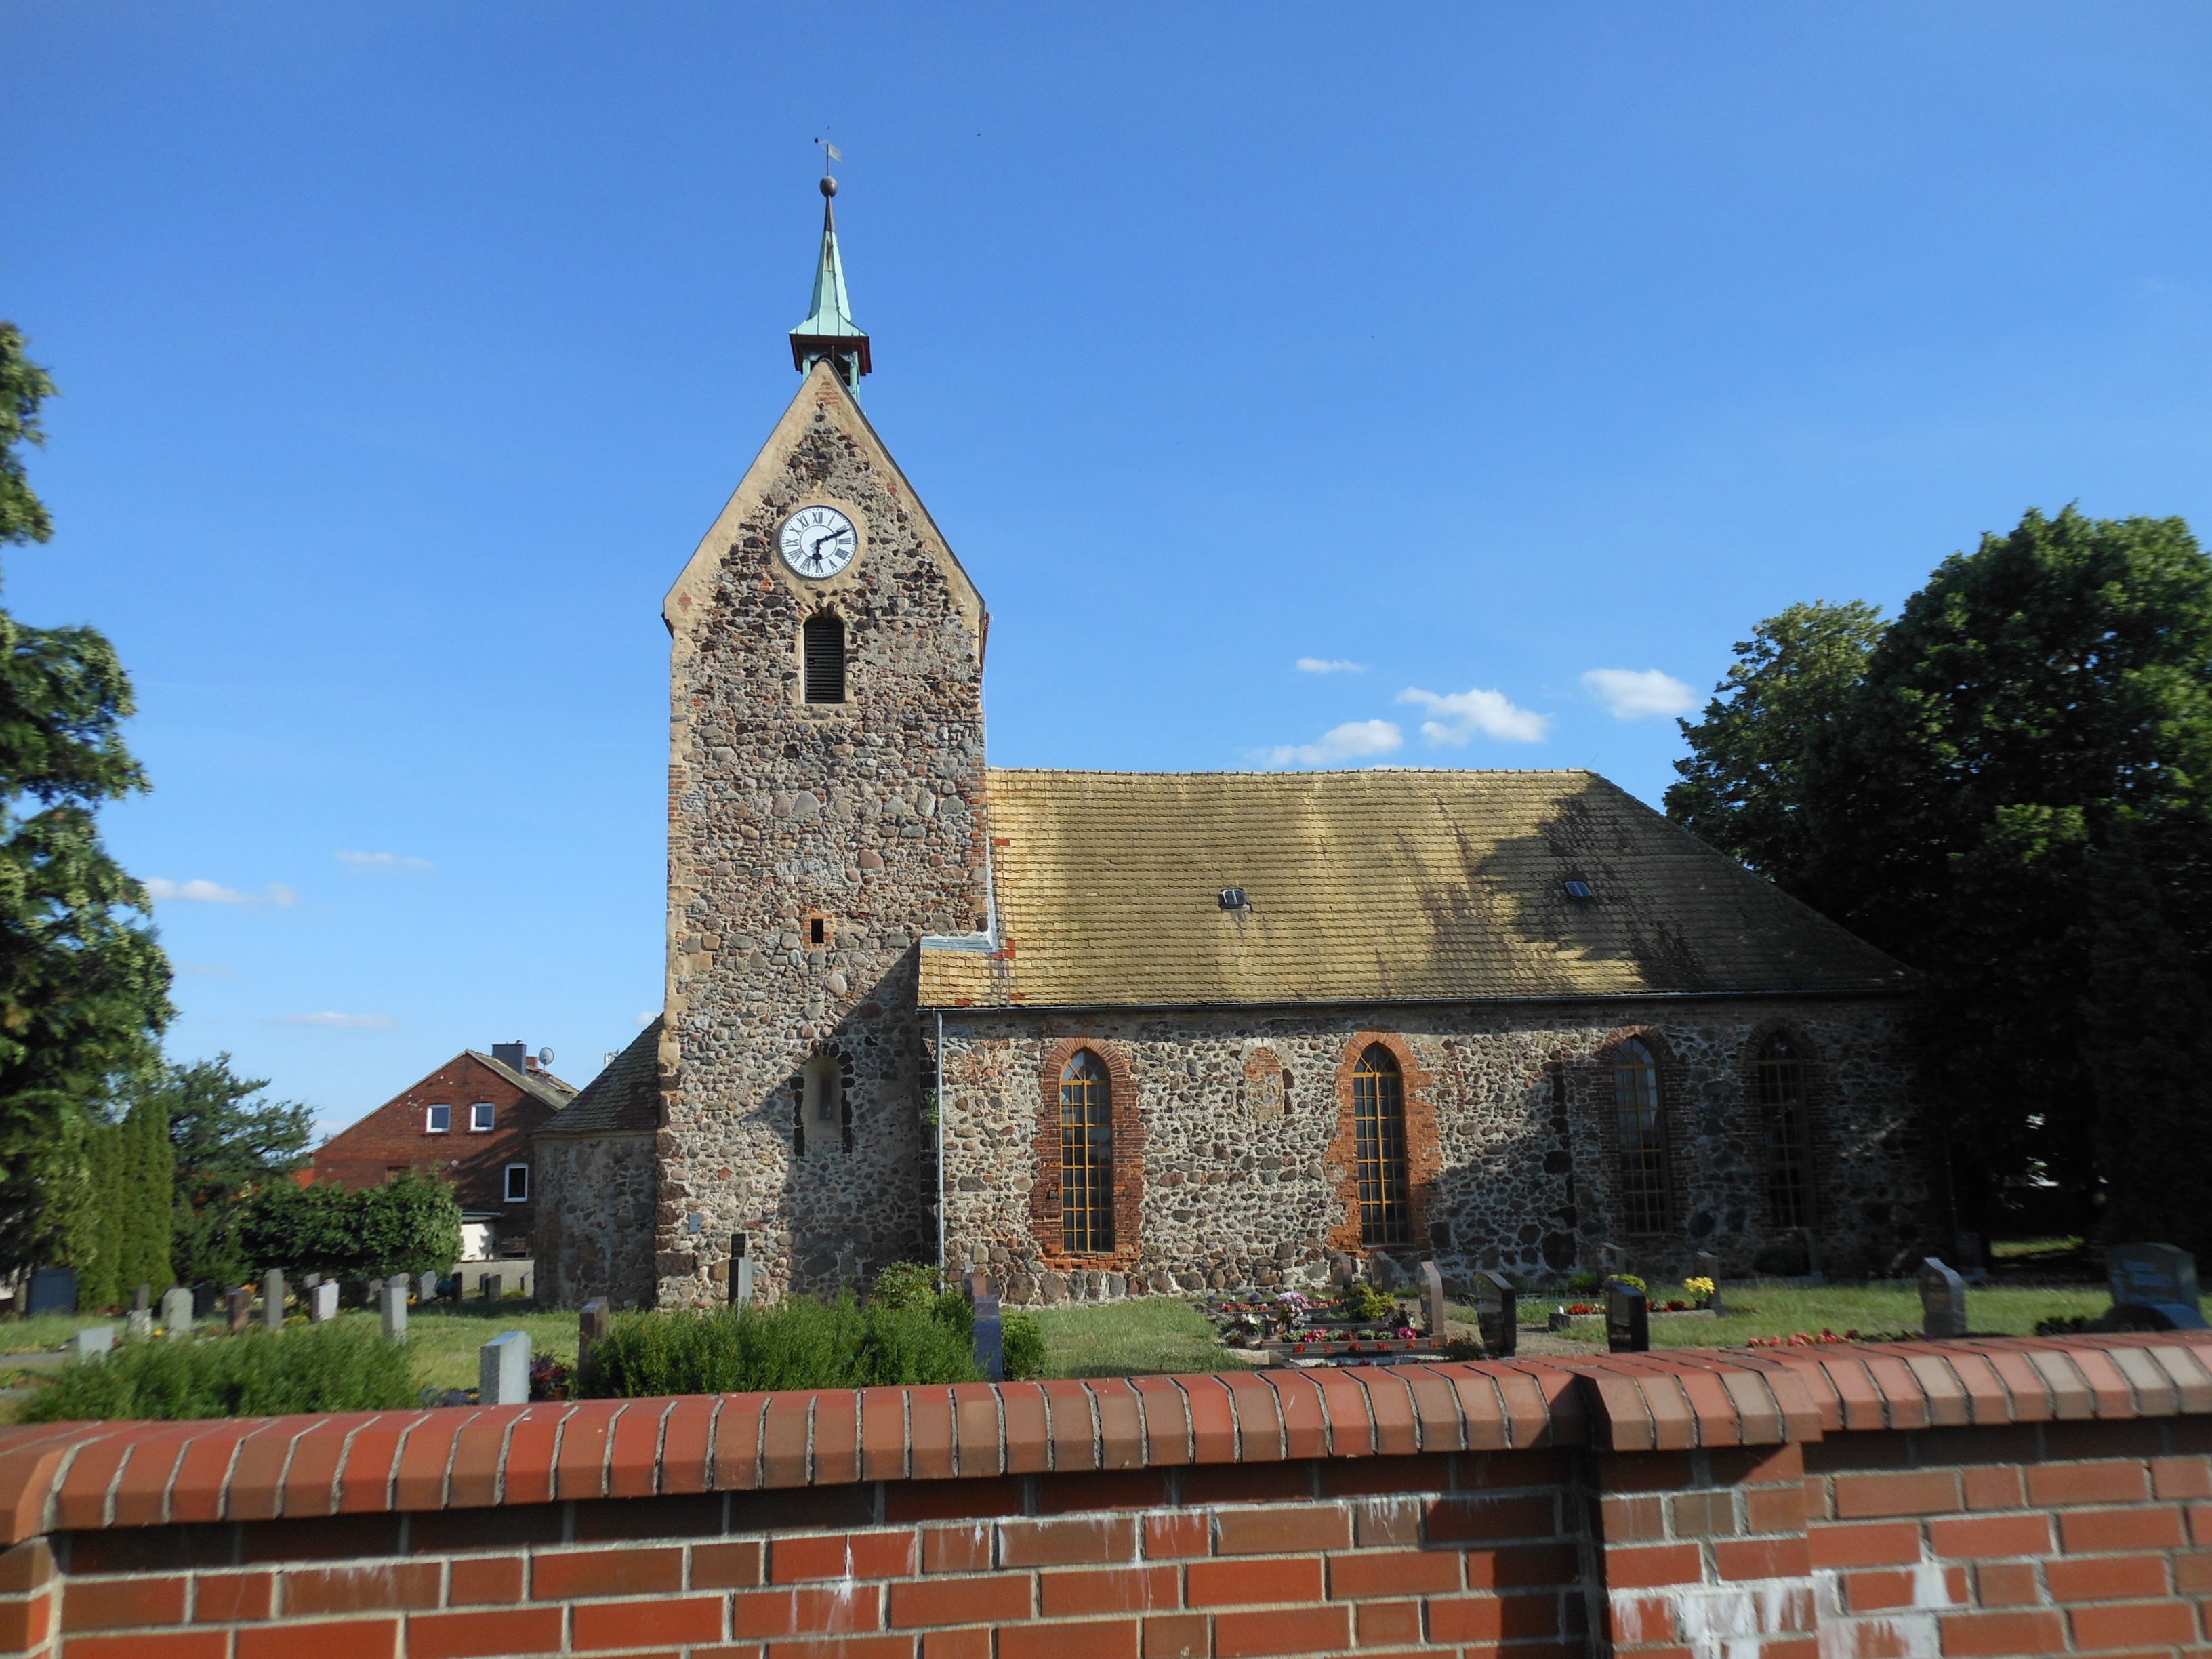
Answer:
918, 769, 1905, 1010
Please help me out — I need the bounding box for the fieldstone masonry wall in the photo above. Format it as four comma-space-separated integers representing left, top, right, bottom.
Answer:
938, 996, 1927, 1304
656, 364, 991, 1308
532, 1133, 658, 1312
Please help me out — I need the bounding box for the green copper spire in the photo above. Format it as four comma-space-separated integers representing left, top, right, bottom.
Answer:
790, 174, 872, 395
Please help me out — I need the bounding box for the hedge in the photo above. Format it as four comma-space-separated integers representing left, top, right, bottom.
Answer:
19, 1321, 418, 1422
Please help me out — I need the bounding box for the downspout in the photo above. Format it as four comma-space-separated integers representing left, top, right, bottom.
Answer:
936, 1008, 947, 1276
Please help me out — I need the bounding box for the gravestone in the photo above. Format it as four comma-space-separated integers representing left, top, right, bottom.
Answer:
2106, 1242, 2207, 1328
126, 1307, 152, 1338
482, 1273, 502, 1304
70, 1325, 114, 1361
310, 1282, 340, 1324
1802, 1229, 1824, 1285
1601, 1243, 1628, 1279
378, 1278, 408, 1339
192, 1282, 218, 1319
966, 1271, 1004, 1383
480, 1330, 531, 1406
579, 1298, 609, 1371
1694, 1252, 1725, 1317
1475, 1269, 1518, 1359
1419, 1261, 1448, 1335
132, 1284, 150, 1313
729, 1236, 754, 1307
418, 1271, 439, 1305
160, 1286, 192, 1338
1955, 1233, 1985, 1280
261, 1269, 285, 1332
27, 1267, 76, 1317
226, 1286, 251, 1335
1919, 1258, 1968, 1338
1605, 1280, 1650, 1354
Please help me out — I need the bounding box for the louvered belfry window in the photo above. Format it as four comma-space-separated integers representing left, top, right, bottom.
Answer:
803, 613, 846, 703
1758, 1032, 1813, 1231
1615, 1038, 1668, 1233
1353, 1045, 1412, 1247
1059, 1050, 1113, 1254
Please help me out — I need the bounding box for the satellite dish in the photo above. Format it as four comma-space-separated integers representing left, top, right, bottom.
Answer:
537, 1047, 554, 1065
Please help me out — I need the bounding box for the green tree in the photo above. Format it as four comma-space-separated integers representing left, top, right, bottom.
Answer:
2079, 831, 2212, 1258
1671, 507, 2212, 1235
1664, 600, 1887, 876
151, 1054, 314, 1286
0, 323, 172, 1272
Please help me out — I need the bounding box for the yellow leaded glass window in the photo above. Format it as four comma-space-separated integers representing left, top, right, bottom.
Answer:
1353, 1045, 1412, 1247
1757, 1033, 1812, 1231
1059, 1050, 1113, 1254
1615, 1038, 1668, 1233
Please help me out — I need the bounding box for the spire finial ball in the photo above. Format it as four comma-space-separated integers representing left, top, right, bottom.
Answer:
820, 175, 838, 199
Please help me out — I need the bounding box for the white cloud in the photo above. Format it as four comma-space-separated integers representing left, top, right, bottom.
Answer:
1295, 657, 1366, 674
1396, 686, 1553, 745
1261, 719, 1404, 768
336, 851, 433, 872
1582, 668, 1699, 721
280, 1012, 398, 1030
145, 877, 297, 907
636, 1010, 659, 1027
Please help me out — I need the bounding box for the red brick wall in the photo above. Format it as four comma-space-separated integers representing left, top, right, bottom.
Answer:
312, 1053, 559, 1251
3, 1333, 2211, 1658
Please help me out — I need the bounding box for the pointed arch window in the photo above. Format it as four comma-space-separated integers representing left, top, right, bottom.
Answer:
1059, 1050, 1113, 1254
1757, 1033, 1813, 1231
1353, 1045, 1412, 1247
803, 614, 846, 704
1615, 1038, 1668, 1233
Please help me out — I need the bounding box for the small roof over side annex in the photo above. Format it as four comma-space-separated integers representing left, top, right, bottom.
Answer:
535, 1018, 663, 1139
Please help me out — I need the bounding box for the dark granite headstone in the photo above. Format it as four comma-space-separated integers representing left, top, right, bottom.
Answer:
1419, 1261, 1447, 1336
226, 1286, 251, 1335
1605, 1281, 1649, 1353
1694, 1252, 1725, 1317
965, 1272, 1004, 1382
1475, 1270, 1517, 1358
2107, 1243, 2207, 1329
1919, 1258, 1967, 1338
27, 1267, 76, 1317
192, 1282, 218, 1319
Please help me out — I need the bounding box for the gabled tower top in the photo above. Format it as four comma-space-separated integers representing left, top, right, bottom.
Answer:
789, 173, 872, 396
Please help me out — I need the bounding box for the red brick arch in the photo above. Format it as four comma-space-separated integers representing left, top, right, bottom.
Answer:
1324, 1031, 1441, 1258
1029, 1038, 1145, 1269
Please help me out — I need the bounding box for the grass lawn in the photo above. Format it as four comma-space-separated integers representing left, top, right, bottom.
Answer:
1486, 1280, 2115, 1349
1026, 1298, 1267, 1378
0, 1301, 575, 1400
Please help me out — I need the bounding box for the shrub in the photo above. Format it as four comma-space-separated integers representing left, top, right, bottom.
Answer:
1751, 1237, 1811, 1275
1002, 1312, 1048, 1380
582, 1292, 982, 1398
1605, 1273, 1649, 1295
19, 1322, 418, 1422
239, 1170, 461, 1282
1340, 1284, 1398, 1322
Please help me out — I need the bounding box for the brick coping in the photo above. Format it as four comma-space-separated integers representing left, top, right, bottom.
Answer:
0, 1332, 2205, 1546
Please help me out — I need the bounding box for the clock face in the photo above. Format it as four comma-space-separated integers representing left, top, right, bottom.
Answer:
777, 505, 858, 579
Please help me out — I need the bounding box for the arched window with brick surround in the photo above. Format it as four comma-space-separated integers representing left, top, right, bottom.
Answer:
1059, 1050, 1113, 1254
1353, 1044, 1412, 1247
1757, 1031, 1813, 1231
1615, 1038, 1668, 1233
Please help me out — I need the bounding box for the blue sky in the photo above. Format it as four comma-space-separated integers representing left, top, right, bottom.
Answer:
5, 4, 2209, 1134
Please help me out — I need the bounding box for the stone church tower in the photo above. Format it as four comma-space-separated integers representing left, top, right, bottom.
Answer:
651, 175, 989, 1307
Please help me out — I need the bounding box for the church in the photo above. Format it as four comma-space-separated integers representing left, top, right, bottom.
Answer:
532, 177, 1933, 1311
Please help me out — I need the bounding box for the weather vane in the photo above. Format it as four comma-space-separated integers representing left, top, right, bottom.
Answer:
815, 132, 842, 189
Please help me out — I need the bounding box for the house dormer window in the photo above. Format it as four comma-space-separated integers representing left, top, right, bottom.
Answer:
426, 1104, 451, 1134
470, 1103, 495, 1132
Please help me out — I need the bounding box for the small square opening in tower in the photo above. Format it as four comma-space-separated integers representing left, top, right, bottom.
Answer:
810, 918, 826, 945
